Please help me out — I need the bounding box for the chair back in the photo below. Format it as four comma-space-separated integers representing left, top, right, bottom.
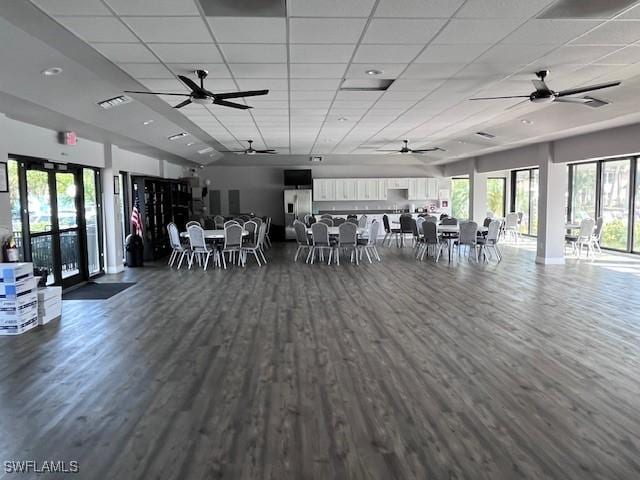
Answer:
265, 217, 272, 234
516, 212, 524, 224
186, 220, 201, 228
338, 222, 357, 247
364, 220, 380, 246
505, 212, 519, 228
579, 218, 595, 239
233, 218, 245, 226
333, 217, 346, 226
303, 214, 313, 226
382, 214, 391, 233
459, 222, 478, 245
422, 221, 438, 244
167, 223, 181, 249
244, 220, 258, 242
486, 220, 500, 243
187, 224, 207, 251
425, 215, 437, 223
346, 218, 358, 224
416, 216, 425, 231
357, 215, 368, 229
311, 222, 330, 246
224, 220, 239, 228
319, 218, 334, 226
252, 217, 263, 228
441, 217, 458, 226
483, 217, 492, 228
410, 219, 419, 239
224, 224, 243, 249
399, 215, 414, 233
320, 214, 333, 220
256, 222, 267, 249
213, 215, 225, 229
440, 213, 449, 221
293, 220, 309, 246
594, 216, 604, 239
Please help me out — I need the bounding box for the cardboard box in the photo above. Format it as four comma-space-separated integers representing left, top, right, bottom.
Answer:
0, 314, 38, 335
0, 277, 37, 299
0, 263, 34, 283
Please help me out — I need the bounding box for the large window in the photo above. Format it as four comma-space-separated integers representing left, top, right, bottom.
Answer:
83, 169, 101, 275
570, 162, 597, 222
512, 168, 539, 236
487, 177, 505, 218
7, 160, 24, 260
600, 159, 631, 250
635, 161, 640, 253
451, 177, 469, 220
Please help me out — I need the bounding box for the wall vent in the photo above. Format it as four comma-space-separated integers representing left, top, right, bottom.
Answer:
340, 78, 394, 92
199, 0, 286, 17
97, 95, 132, 109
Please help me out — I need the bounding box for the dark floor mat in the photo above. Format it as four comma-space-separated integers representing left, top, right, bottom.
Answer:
63, 282, 136, 300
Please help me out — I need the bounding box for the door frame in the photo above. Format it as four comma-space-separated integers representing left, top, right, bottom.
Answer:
9, 154, 104, 287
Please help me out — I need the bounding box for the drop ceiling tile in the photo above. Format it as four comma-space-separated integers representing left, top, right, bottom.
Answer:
501, 20, 602, 45
595, 45, 640, 64
32, 0, 111, 16
290, 63, 347, 78
375, 0, 464, 18
121, 17, 211, 43
334, 90, 383, 101
475, 44, 552, 65
92, 42, 157, 62
290, 91, 336, 100
167, 63, 231, 77
353, 44, 424, 63
118, 63, 174, 78
149, 43, 221, 62
455, 0, 555, 18
219, 44, 287, 63
387, 78, 444, 91
104, 0, 201, 15
362, 18, 447, 44
291, 78, 342, 90
289, 44, 356, 63
415, 44, 491, 63
235, 78, 288, 90
137, 78, 189, 91
401, 63, 463, 79
198, 78, 239, 91
289, 18, 367, 44
433, 19, 524, 44
571, 20, 640, 45
346, 63, 406, 78
55, 16, 138, 42
207, 17, 286, 43
289, 0, 376, 17
229, 63, 287, 78
536, 45, 621, 67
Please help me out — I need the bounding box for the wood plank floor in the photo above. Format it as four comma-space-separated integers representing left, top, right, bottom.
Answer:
1, 242, 640, 480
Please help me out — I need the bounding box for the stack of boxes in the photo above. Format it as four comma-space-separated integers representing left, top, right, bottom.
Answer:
37, 286, 62, 325
0, 263, 38, 336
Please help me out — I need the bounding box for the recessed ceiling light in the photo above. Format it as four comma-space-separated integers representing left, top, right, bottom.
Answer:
142, 119, 154, 125
521, 119, 533, 125
41, 67, 63, 76
337, 117, 348, 122
186, 142, 195, 146
198, 147, 214, 154
168, 132, 189, 141
365, 69, 383, 75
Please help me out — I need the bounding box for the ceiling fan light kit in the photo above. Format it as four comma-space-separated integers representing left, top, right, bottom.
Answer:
221, 139, 277, 155
378, 139, 445, 154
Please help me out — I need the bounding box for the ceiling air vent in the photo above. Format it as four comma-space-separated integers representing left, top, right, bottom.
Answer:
97, 95, 132, 109
168, 132, 189, 141
340, 78, 394, 92
583, 96, 609, 108
537, 0, 638, 19
198, 147, 214, 154
199, 0, 286, 17
475, 131, 496, 139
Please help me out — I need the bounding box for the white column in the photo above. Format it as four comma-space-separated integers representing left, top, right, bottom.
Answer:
102, 144, 124, 274
469, 159, 487, 223
536, 143, 568, 265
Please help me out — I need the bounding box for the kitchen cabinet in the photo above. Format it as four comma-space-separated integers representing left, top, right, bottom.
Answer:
313, 179, 335, 201
427, 178, 438, 199
377, 179, 388, 200
357, 179, 379, 200
335, 179, 357, 201
387, 178, 409, 189
408, 178, 428, 200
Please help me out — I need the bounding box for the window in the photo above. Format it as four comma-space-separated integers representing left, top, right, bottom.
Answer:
83, 169, 101, 275
600, 159, 631, 250
570, 163, 597, 223
635, 161, 640, 253
487, 177, 505, 218
451, 177, 469, 220
7, 160, 24, 260
512, 168, 539, 236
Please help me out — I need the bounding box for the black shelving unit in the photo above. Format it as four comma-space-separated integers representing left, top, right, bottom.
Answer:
131, 176, 191, 261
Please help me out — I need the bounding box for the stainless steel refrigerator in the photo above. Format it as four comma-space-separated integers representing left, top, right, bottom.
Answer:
284, 189, 312, 240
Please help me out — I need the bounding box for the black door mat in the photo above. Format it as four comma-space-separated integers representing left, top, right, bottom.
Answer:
63, 282, 136, 300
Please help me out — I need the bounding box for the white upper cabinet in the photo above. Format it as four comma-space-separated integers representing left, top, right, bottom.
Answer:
387, 178, 409, 189
356, 178, 379, 200
427, 178, 438, 199
313, 179, 335, 201
335, 179, 357, 201
408, 178, 428, 200
378, 178, 388, 200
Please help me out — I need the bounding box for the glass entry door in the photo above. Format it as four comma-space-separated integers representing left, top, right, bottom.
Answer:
25, 165, 84, 287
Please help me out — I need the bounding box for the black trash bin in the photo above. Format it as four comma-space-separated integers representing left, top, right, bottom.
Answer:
125, 234, 144, 267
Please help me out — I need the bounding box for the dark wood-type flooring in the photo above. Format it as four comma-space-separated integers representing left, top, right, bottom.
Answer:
1, 243, 640, 480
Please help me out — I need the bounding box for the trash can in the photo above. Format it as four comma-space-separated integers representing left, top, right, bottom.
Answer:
125, 234, 144, 267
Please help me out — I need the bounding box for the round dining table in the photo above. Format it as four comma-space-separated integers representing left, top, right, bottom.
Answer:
180, 229, 249, 240
307, 227, 367, 236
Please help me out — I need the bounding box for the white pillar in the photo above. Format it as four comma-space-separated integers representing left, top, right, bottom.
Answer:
469, 159, 487, 223
102, 144, 124, 274
536, 143, 568, 265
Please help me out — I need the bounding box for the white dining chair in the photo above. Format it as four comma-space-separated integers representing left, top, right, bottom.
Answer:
187, 224, 217, 270
167, 222, 188, 268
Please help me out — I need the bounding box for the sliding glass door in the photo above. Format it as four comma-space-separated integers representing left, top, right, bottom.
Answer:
451, 177, 469, 220
570, 162, 598, 223
635, 161, 640, 253
600, 160, 631, 250
487, 177, 506, 218
512, 168, 539, 236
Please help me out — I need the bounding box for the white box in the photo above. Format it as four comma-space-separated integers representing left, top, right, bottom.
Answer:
37, 286, 62, 303
0, 263, 34, 283
0, 277, 37, 299
0, 314, 38, 335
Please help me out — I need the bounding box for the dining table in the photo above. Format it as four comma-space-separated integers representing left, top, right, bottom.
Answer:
180, 229, 249, 240
437, 224, 489, 264
307, 227, 367, 236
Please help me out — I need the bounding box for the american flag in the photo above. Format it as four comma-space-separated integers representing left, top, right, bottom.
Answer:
131, 190, 143, 236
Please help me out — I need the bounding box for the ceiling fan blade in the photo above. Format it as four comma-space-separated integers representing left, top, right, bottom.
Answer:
469, 95, 530, 100
556, 81, 621, 97
411, 148, 445, 153
214, 89, 269, 100
219, 150, 246, 153
553, 97, 591, 104
255, 149, 277, 154
173, 99, 192, 109
213, 99, 252, 109
177, 75, 205, 93
124, 90, 191, 96
532, 79, 550, 92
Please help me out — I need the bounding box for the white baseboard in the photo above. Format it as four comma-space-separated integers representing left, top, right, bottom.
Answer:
105, 264, 125, 274
535, 256, 565, 265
